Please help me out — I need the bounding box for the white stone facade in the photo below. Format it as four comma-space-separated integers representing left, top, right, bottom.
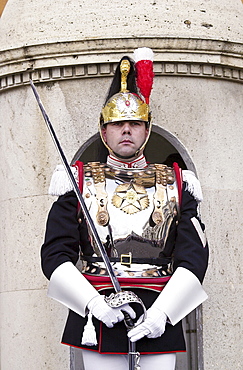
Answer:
0, 1, 242, 369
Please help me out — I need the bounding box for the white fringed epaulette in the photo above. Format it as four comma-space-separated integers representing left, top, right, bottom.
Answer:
182, 170, 203, 202
48, 165, 77, 196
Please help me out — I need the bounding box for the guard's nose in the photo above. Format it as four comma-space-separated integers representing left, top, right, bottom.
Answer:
121, 122, 131, 134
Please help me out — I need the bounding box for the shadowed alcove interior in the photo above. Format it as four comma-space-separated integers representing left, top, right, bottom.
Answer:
72, 125, 188, 171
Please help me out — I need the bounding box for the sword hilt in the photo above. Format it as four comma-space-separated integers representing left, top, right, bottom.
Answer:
105, 290, 146, 330
122, 310, 135, 330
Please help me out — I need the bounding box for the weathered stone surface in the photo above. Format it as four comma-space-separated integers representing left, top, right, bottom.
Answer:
0, 289, 69, 370
1, 0, 242, 50
0, 1, 242, 369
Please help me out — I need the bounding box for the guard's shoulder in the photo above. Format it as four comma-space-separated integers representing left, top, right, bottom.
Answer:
48, 164, 77, 196
182, 170, 203, 202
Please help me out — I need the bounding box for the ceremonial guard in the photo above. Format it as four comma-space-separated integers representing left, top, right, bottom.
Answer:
41, 48, 209, 370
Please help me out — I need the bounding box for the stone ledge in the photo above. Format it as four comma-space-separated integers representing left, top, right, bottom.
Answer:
1, 61, 242, 91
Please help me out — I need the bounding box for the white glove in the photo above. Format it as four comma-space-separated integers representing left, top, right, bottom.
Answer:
128, 306, 167, 342
87, 295, 136, 328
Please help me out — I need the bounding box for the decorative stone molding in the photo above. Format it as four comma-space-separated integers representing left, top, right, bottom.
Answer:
1, 61, 243, 91
0, 37, 242, 90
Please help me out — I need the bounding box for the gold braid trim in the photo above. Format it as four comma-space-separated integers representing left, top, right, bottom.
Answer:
86, 162, 109, 226
152, 164, 175, 225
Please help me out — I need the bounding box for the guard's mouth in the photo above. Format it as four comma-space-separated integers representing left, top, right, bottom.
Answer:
120, 139, 133, 144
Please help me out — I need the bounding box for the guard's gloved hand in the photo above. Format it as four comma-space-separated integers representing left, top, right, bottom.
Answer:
128, 306, 167, 342
87, 295, 136, 328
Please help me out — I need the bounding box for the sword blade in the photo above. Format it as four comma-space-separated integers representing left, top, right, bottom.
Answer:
30, 80, 121, 293
30, 80, 140, 370
129, 341, 141, 370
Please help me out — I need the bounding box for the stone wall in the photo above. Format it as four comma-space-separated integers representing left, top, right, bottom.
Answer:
0, 1, 242, 369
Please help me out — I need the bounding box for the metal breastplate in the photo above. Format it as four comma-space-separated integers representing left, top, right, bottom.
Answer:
82, 162, 179, 262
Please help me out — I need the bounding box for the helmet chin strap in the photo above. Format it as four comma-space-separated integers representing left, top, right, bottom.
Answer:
99, 119, 151, 162
112, 128, 150, 161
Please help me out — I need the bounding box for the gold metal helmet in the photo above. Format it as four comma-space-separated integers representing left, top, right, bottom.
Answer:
101, 91, 150, 124
100, 58, 151, 125
99, 48, 154, 158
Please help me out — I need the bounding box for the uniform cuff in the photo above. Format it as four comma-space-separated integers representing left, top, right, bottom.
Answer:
48, 261, 99, 317
153, 267, 208, 325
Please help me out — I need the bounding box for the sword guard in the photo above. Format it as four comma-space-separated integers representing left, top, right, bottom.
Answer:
104, 290, 146, 329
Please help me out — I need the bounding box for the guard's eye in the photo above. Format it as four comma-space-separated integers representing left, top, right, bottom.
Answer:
110, 121, 123, 126
129, 121, 144, 127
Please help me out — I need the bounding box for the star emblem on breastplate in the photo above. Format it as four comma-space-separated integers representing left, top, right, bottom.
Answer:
112, 182, 149, 214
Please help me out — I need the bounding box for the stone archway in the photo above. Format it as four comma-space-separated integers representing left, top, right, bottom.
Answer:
72, 124, 195, 171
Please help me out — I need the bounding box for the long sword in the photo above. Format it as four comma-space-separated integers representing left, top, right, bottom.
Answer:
30, 80, 144, 370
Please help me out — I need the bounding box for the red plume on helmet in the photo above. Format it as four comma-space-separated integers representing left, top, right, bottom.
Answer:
133, 47, 154, 104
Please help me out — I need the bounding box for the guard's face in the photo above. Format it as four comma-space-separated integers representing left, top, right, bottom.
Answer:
102, 120, 149, 160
